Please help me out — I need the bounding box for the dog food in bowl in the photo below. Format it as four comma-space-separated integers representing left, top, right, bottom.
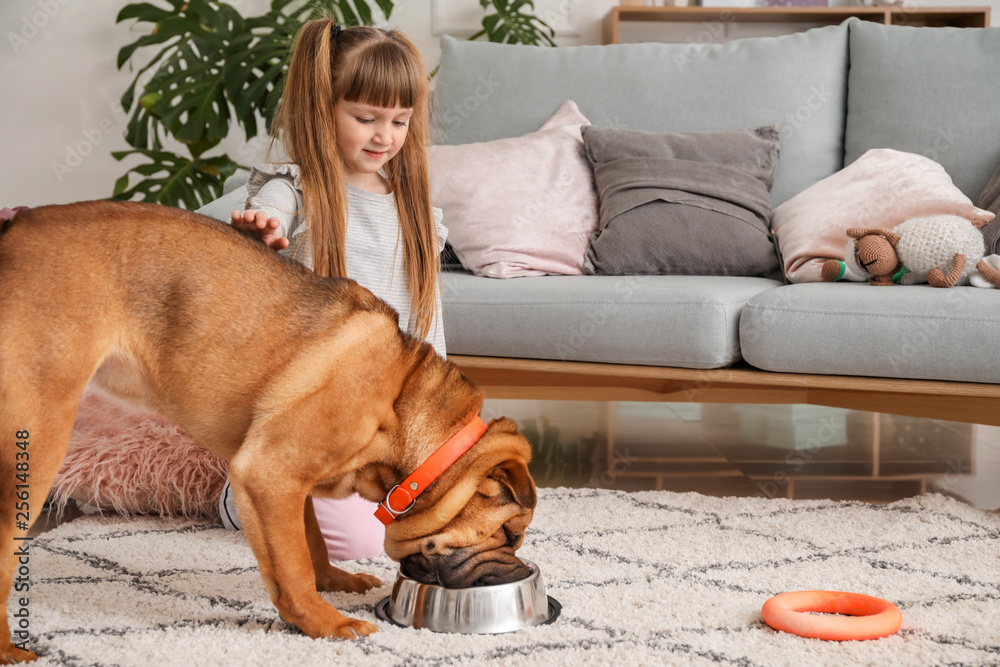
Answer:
375, 559, 560, 634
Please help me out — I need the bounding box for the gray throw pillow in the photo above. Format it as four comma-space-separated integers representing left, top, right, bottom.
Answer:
978, 163, 1000, 255
582, 125, 782, 279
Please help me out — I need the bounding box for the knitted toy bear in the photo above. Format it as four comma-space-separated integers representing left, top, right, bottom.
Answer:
821, 214, 1000, 288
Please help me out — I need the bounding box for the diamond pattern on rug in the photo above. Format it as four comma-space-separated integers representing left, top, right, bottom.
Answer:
10, 489, 1000, 666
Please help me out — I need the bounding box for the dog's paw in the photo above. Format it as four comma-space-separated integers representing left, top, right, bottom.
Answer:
329, 618, 378, 640
315, 565, 383, 594
345, 572, 383, 594
330, 571, 382, 595
1, 642, 38, 664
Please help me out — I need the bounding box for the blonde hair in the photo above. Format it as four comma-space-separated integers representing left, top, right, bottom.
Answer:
269, 19, 439, 339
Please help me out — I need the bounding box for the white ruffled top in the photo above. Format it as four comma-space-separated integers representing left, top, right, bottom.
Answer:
245, 162, 448, 356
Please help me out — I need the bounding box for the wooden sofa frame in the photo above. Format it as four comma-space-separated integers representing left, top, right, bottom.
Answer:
451, 355, 1000, 428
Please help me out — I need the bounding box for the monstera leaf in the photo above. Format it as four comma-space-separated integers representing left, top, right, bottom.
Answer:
223, 0, 347, 139
110, 148, 239, 210
117, 0, 246, 154
112, 0, 552, 209
473, 0, 555, 46
114, 0, 393, 208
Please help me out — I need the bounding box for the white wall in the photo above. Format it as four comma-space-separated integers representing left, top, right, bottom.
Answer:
1, 0, 996, 207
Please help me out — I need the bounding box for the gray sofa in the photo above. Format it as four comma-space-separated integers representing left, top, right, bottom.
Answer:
198, 19, 1000, 425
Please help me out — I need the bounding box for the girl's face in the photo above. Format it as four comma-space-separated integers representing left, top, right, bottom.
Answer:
335, 100, 412, 187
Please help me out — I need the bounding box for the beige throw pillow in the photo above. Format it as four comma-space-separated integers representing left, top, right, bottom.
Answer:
429, 101, 598, 278
772, 149, 995, 283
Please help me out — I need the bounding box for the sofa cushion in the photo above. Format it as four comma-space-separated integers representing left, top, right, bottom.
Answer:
739, 283, 1000, 383
845, 19, 1000, 202
430, 101, 598, 278
442, 272, 782, 369
432, 24, 849, 207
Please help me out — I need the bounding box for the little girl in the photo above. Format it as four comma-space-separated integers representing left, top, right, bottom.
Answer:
219, 19, 447, 561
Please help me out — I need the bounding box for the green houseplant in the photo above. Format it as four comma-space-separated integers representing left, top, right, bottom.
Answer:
112, 0, 555, 209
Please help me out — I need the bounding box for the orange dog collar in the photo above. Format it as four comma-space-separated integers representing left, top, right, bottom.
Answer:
374, 416, 489, 526
762, 590, 902, 641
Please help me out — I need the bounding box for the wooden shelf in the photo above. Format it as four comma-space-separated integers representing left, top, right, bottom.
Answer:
603, 6, 990, 44
595, 402, 975, 501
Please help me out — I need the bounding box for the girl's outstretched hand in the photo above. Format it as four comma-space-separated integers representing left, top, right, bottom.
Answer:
231, 210, 290, 250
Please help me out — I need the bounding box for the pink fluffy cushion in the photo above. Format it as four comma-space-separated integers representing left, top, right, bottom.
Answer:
430, 100, 598, 278
772, 148, 995, 283
51, 384, 228, 518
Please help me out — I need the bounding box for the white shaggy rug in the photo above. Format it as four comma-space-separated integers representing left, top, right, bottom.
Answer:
11, 489, 1000, 666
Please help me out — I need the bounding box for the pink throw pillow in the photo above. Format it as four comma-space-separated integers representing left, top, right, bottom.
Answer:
51, 385, 228, 518
772, 148, 995, 283
430, 101, 598, 278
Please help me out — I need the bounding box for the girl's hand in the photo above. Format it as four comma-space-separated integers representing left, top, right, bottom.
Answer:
231, 210, 290, 250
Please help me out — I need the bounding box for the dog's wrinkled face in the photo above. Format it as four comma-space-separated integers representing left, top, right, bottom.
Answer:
384, 418, 536, 588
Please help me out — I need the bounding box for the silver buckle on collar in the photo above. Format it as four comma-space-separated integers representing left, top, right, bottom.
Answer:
381, 484, 416, 518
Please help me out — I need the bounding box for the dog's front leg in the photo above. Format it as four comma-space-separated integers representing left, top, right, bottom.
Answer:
304, 496, 382, 593
229, 462, 377, 640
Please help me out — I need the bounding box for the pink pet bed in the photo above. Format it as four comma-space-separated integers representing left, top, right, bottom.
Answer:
51, 384, 228, 518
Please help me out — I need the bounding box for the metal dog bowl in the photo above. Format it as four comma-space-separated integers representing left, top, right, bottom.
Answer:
375, 559, 560, 634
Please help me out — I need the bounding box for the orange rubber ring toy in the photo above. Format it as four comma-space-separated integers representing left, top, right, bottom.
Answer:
761, 591, 902, 641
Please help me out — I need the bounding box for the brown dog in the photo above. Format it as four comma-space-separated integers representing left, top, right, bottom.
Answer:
0, 201, 536, 663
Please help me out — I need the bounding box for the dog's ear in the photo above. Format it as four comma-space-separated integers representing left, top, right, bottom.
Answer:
488, 459, 537, 509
